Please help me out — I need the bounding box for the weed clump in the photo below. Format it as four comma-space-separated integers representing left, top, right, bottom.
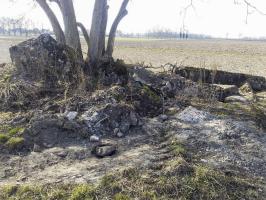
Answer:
70, 184, 96, 200
0, 133, 9, 144
141, 85, 161, 104
5, 137, 24, 150
8, 127, 25, 137
169, 140, 186, 156
114, 193, 131, 200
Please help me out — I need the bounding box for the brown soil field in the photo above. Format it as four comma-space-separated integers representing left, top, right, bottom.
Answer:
1, 36, 266, 77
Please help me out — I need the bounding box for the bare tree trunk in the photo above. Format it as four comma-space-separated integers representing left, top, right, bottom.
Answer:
100, 4, 108, 56
106, 0, 129, 57
60, 0, 82, 59
89, 0, 108, 68
36, 0, 65, 44
77, 22, 90, 58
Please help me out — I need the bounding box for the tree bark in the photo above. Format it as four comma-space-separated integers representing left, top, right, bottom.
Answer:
100, 4, 108, 56
36, 0, 65, 44
59, 0, 82, 59
106, 0, 129, 57
77, 22, 90, 58
89, 0, 108, 68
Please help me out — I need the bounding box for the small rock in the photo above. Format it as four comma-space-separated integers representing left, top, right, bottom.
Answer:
92, 144, 117, 158
224, 95, 248, 103
117, 132, 124, 138
159, 114, 168, 121
201, 159, 208, 163
239, 82, 253, 95
130, 111, 138, 126
120, 122, 130, 133
90, 135, 100, 142
81, 111, 100, 126
55, 151, 68, 158
43, 143, 54, 148
33, 144, 42, 152
133, 72, 147, 84
113, 128, 120, 135
167, 107, 180, 115
66, 111, 78, 121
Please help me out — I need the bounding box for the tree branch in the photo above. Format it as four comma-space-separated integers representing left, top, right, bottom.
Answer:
106, 0, 129, 57
235, 0, 266, 23
36, 0, 65, 44
77, 22, 90, 54
181, 0, 196, 31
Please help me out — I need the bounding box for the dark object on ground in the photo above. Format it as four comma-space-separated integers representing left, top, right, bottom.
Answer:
91, 142, 117, 158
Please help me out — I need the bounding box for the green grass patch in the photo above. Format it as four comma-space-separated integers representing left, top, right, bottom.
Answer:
0, 133, 9, 144
113, 193, 131, 200
141, 85, 161, 104
8, 127, 25, 137
5, 137, 24, 150
0, 165, 264, 200
169, 140, 186, 156
70, 184, 96, 200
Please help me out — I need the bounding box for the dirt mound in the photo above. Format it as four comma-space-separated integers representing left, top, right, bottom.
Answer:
23, 113, 89, 150
1, 37, 266, 199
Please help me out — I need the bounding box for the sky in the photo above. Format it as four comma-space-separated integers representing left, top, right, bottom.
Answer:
1, 0, 266, 38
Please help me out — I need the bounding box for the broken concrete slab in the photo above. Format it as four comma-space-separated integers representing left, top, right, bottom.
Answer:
175, 66, 266, 91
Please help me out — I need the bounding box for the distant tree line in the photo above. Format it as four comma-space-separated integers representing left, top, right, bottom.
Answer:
0, 17, 51, 37
116, 28, 212, 40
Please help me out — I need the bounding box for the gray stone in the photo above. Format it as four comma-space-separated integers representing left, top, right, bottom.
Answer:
130, 111, 138, 126
90, 135, 100, 142
133, 72, 147, 84
113, 128, 120, 135
167, 107, 180, 115
159, 114, 168, 122
33, 144, 42, 152
225, 95, 248, 103
66, 111, 78, 121
81, 104, 139, 136
120, 122, 130, 133
117, 132, 124, 138
177, 106, 211, 123
92, 144, 117, 158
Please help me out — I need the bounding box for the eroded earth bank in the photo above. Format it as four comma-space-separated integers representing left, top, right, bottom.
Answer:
0, 35, 266, 199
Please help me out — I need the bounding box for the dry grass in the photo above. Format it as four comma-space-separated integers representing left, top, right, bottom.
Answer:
112, 39, 266, 77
